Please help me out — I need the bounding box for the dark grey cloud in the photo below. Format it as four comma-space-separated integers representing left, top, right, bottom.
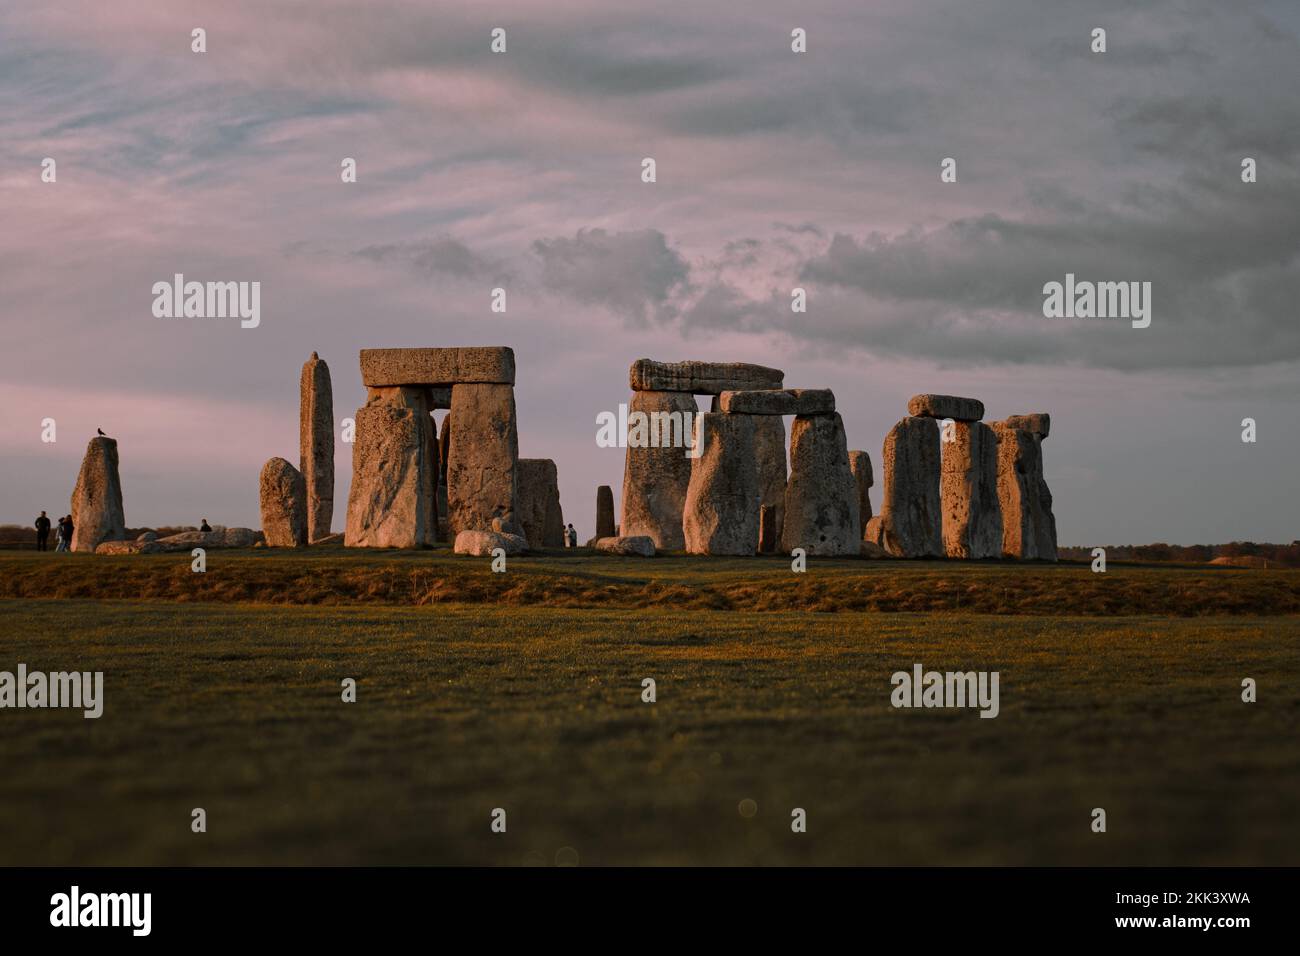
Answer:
530, 228, 690, 325
352, 238, 507, 282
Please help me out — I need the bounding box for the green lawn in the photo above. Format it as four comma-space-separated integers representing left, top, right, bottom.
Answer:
1, 597, 1295, 865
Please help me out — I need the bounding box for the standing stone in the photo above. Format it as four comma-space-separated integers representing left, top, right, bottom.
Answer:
781, 413, 859, 556
446, 383, 521, 539
345, 387, 437, 548
70, 436, 125, 552
759, 504, 778, 553
620, 390, 697, 550
848, 450, 874, 536
683, 413, 759, 555
991, 423, 1056, 560
299, 352, 334, 543
517, 459, 565, 548
754, 416, 787, 550
878, 417, 942, 557
259, 457, 308, 547
596, 485, 616, 539
438, 409, 451, 487
941, 422, 1002, 559
1034, 448, 1058, 560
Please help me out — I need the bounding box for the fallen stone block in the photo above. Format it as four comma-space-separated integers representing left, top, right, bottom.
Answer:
453, 529, 528, 556
594, 535, 656, 557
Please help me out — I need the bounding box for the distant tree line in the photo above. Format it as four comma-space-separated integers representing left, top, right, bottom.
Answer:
0, 525, 199, 549
1059, 541, 1300, 567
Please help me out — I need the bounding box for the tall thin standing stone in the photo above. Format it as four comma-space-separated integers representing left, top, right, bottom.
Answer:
781, 413, 858, 556
754, 417, 787, 550
299, 352, 334, 542
345, 387, 438, 548
620, 390, 697, 550
878, 416, 943, 557
991, 420, 1057, 561
682, 413, 759, 555
446, 383, 521, 539
759, 504, 778, 553
596, 485, 616, 539
848, 450, 874, 537
941, 422, 1002, 558
71, 436, 126, 552
517, 459, 565, 548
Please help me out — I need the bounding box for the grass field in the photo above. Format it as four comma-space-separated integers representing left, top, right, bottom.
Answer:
1, 550, 1297, 865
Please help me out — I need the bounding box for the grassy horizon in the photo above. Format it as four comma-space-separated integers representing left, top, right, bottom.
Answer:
3, 549, 1298, 616
0, 587, 1296, 865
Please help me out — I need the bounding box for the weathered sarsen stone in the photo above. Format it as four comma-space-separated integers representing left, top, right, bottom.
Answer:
630, 359, 783, 394
517, 458, 565, 548
907, 394, 986, 422
453, 529, 527, 556
596, 485, 616, 539
620, 390, 697, 550
595, 535, 656, 557
759, 504, 778, 553
260, 457, 308, 547
71, 436, 125, 552
782, 413, 859, 556
878, 417, 942, 557
299, 352, 334, 542
682, 413, 759, 555
150, 528, 261, 551
345, 387, 438, 548
990, 422, 1057, 560
1000, 413, 1050, 438
719, 388, 834, 416
95, 540, 159, 555
848, 450, 874, 536
361, 347, 515, 387
754, 416, 787, 549
446, 383, 521, 539
941, 422, 1002, 559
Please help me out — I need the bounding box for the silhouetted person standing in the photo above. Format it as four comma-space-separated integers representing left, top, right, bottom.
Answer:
200, 518, 212, 533
56, 515, 73, 553
35, 511, 51, 551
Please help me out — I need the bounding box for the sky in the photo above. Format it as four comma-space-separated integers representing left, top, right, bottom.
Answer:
2, 0, 1298, 545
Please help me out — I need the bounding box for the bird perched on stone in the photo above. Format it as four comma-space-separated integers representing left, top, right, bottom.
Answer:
97, 428, 105, 436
